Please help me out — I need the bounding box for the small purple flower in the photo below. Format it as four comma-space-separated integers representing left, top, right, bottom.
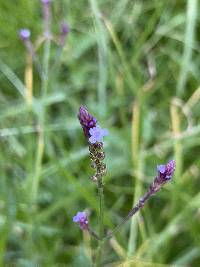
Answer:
89, 125, 108, 144
157, 160, 175, 180
19, 29, 31, 40
150, 160, 176, 193
73, 211, 88, 230
78, 106, 97, 137
41, 0, 51, 4
60, 22, 70, 46
61, 22, 70, 35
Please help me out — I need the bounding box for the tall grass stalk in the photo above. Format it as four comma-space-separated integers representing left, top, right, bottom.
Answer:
32, 38, 51, 203
127, 100, 142, 257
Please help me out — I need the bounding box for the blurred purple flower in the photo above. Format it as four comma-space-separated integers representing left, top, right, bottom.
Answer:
78, 105, 97, 137
73, 211, 88, 230
61, 22, 70, 35
60, 22, 70, 46
89, 125, 108, 144
19, 29, 31, 40
41, 0, 51, 4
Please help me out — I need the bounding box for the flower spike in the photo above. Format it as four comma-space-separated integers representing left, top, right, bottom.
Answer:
73, 211, 89, 230
78, 105, 97, 137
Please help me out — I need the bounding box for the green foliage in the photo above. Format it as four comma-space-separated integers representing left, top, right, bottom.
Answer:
0, 0, 200, 266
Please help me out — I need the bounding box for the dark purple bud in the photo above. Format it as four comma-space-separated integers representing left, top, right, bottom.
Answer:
78, 105, 97, 137
73, 211, 89, 230
19, 29, 31, 41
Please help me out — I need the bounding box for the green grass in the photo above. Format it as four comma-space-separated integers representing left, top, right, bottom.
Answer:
0, 0, 200, 266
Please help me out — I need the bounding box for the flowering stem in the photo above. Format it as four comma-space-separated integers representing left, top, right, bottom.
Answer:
105, 188, 152, 240
96, 179, 104, 266
104, 159, 175, 241
88, 227, 101, 241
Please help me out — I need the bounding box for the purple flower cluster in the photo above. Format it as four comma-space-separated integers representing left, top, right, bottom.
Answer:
78, 106, 108, 144
19, 29, 31, 41
89, 125, 108, 144
19, 0, 69, 51
61, 23, 70, 35
151, 160, 176, 193
73, 211, 88, 230
60, 22, 70, 46
41, 0, 51, 4
157, 160, 176, 182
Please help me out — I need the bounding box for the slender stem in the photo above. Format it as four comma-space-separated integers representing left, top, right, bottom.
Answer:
88, 143, 106, 266
32, 38, 51, 203
128, 100, 141, 256
96, 179, 104, 267
88, 228, 101, 241
42, 38, 51, 97
105, 189, 152, 241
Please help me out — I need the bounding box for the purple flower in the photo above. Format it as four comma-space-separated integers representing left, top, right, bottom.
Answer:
78, 106, 97, 137
19, 29, 31, 40
41, 0, 51, 4
150, 160, 176, 193
61, 22, 70, 35
73, 211, 88, 230
89, 125, 108, 144
156, 159, 176, 185
60, 22, 70, 46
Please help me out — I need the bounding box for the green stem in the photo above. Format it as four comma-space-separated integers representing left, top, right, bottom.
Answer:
105, 188, 152, 241
32, 38, 51, 203
96, 180, 104, 267
42, 39, 51, 95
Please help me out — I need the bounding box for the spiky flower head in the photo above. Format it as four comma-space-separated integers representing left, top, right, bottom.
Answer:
149, 160, 176, 194
78, 105, 97, 137
73, 211, 88, 230
157, 160, 176, 182
19, 29, 31, 41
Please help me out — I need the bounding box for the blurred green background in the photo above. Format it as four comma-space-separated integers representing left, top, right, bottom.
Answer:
0, 0, 200, 266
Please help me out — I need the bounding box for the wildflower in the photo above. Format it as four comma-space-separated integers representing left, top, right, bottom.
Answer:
61, 22, 70, 35
150, 160, 176, 193
78, 106, 107, 182
107, 160, 176, 239
41, 0, 51, 4
60, 22, 70, 46
157, 160, 176, 182
73, 211, 88, 230
89, 125, 108, 144
19, 29, 31, 41
78, 105, 97, 137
